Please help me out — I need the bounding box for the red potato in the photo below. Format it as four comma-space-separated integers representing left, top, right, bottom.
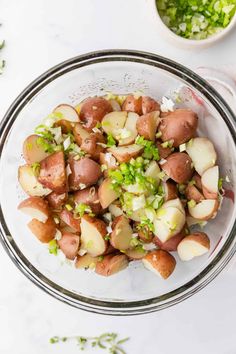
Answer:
201, 165, 219, 199
99, 152, 117, 177
53, 104, 79, 122
108, 144, 144, 163
18, 196, 50, 223
111, 215, 133, 250
109, 99, 121, 111
142, 250, 176, 279
156, 141, 172, 159
28, 217, 56, 243
68, 157, 102, 191
188, 199, 219, 220
80, 215, 108, 256
153, 227, 187, 252
80, 132, 106, 160
185, 184, 204, 203
192, 173, 202, 190
162, 198, 185, 215
76, 254, 99, 269
46, 191, 67, 209
138, 227, 154, 243
161, 181, 178, 202
80, 97, 112, 131
73, 123, 90, 146
108, 202, 123, 218
141, 96, 160, 114
122, 95, 143, 115
18, 165, 52, 197
186, 137, 217, 176
95, 254, 129, 276
74, 186, 103, 214
58, 232, 80, 260
161, 152, 193, 184
23, 135, 50, 164
125, 247, 147, 260
159, 109, 198, 147
59, 209, 81, 232
136, 111, 160, 141
177, 232, 210, 261
145, 161, 161, 185
54, 119, 73, 134
101, 111, 127, 138
38, 151, 66, 194
118, 112, 139, 146
98, 178, 120, 209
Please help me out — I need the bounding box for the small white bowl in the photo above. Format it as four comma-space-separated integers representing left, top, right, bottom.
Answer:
151, 0, 236, 49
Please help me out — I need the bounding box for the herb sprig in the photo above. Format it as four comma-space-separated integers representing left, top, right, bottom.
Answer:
50, 332, 129, 354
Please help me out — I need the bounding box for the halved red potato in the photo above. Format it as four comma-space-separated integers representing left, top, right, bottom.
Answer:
101, 111, 127, 137
80, 215, 108, 256
161, 181, 178, 202
95, 254, 129, 276
153, 226, 186, 252
28, 217, 56, 243
162, 198, 185, 215
145, 160, 160, 186
192, 172, 202, 190
156, 141, 172, 159
59, 209, 81, 232
23, 135, 50, 164
108, 202, 123, 217
142, 250, 176, 279
137, 226, 154, 243
18, 196, 49, 223
122, 95, 143, 115
99, 152, 117, 177
141, 96, 160, 114
73, 123, 90, 146
74, 186, 103, 214
118, 112, 139, 146
154, 206, 186, 243
185, 184, 204, 203
201, 165, 219, 199
125, 247, 147, 260
18, 165, 52, 197
186, 137, 217, 176
68, 157, 102, 191
136, 111, 160, 141
54, 119, 72, 134
188, 199, 219, 220
80, 97, 112, 131
98, 178, 120, 209
111, 215, 133, 251
58, 232, 80, 260
76, 254, 99, 269
53, 104, 79, 122
38, 151, 66, 193
80, 132, 105, 160
177, 232, 210, 261
108, 144, 144, 163
161, 152, 193, 184
46, 191, 67, 209
159, 109, 198, 147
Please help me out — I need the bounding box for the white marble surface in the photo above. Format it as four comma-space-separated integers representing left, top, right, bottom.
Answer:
0, 1, 236, 353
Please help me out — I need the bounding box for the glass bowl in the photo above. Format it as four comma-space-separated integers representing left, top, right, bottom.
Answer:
0, 50, 236, 316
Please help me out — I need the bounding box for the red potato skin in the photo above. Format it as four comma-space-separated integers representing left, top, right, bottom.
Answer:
80, 132, 106, 160
137, 227, 154, 243
141, 96, 160, 114
46, 192, 67, 209
18, 196, 49, 215
162, 152, 193, 184
156, 141, 172, 159
54, 120, 72, 133
159, 109, 198, 147
153, 228, 187, 252
202, 186, 218, 200
59, 209, 81, 233
136, 112, 159, 141
73, 123, 89, 146
95, 254, 129, 276
185, 184, 205, 203
183, 232, 210, 249
192, 173, 202, 190
38, 151, 66, 194
27, 217, 56, 243
99, 152, 117, 177
122, 95, 143, 115
74, 186, 103, 214
80, 97, 112, 131
58, 232, 80, 260
162, 181, 178, 202
68, 157, 102, 191
23, 134, 50, 164
144, 250, 176, 279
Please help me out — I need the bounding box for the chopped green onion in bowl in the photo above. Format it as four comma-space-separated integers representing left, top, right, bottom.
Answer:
156, 0, 236, 40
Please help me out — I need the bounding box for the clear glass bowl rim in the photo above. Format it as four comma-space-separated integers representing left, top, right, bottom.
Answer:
0, 49, 236, 316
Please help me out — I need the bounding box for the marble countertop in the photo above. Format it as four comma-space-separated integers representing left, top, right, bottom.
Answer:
0, 1, 236, 353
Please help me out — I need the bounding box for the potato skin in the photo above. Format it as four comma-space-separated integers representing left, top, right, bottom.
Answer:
95, 254, 129, 276
28, 217, 56, 243
46, 192, 67, 209
141, 96, 160, 114
137, 226, 154, 243
58, 232, 80, 260
23, 134, 51, 164
143, 250, 176, 279
185, 184, 204, 203
136, 112, 159, 141
162, 181, 178, 202
73, 123, 90, 146
159, 109, 198, 147
156, 141, 172, 159
54, 119, 73, 134
80, 132, 105, 160
38, 151, 66, 193
192, 173, 202, 191
162, 152, 193, 184
80, 97, 112, 131
74, 186, 103, 214
183, 232, 210, 249
60, 209, 81, 232
68, 157, 102, 191
122, 95, 142, 115
153, 227, 186, 251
